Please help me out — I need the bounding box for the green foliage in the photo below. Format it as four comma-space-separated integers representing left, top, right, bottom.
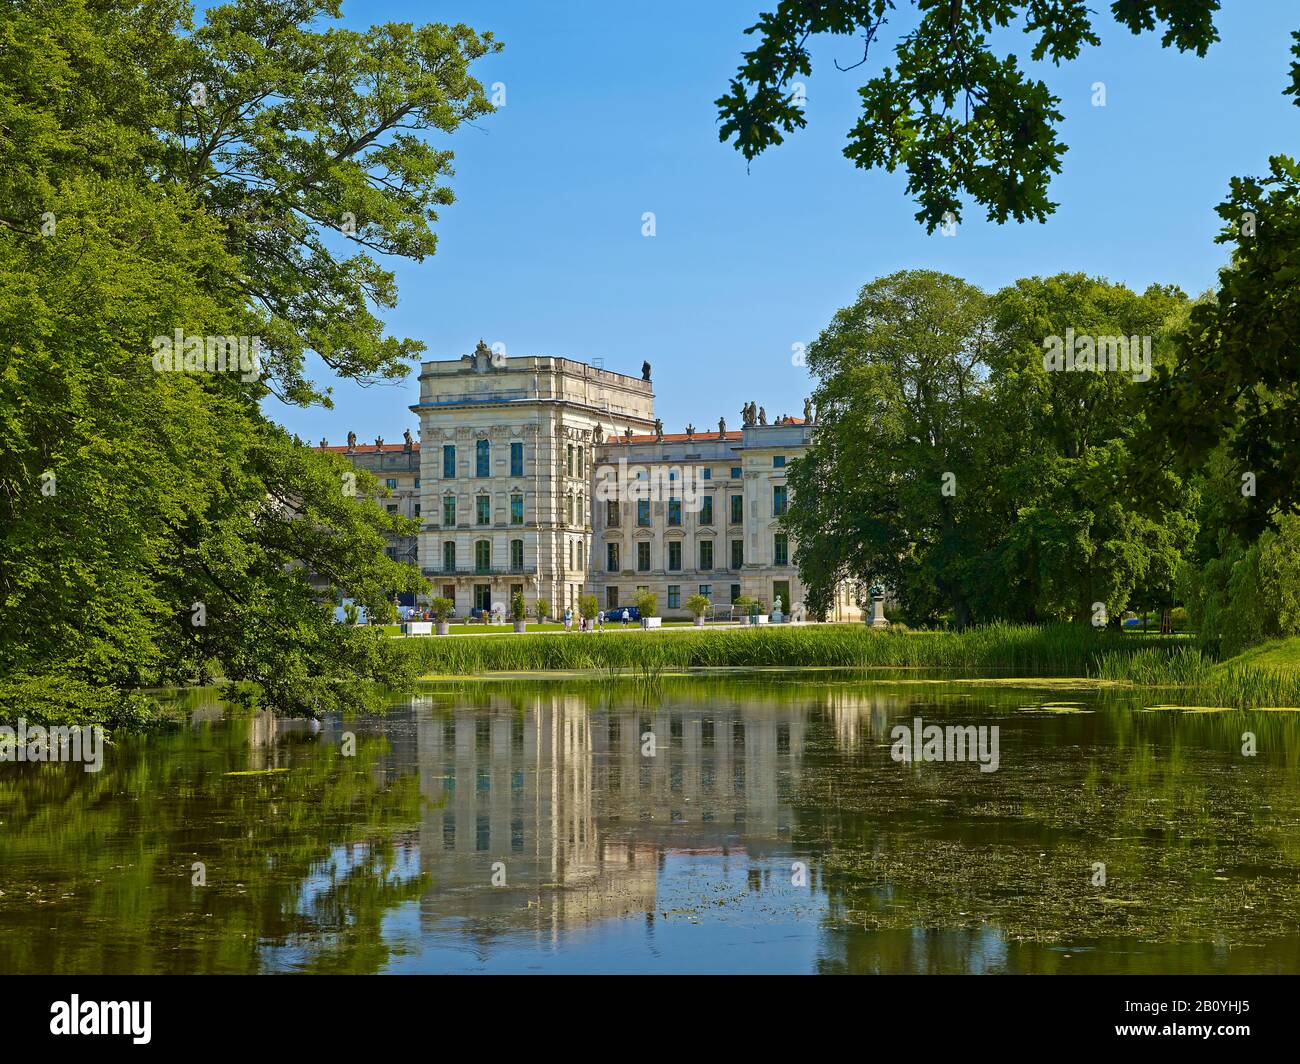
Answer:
634, 590, 658, 618
1147, 155, 1300, 533
428, 597, 454, 622
718, 1, 1221, 229
686, 593, 712, 618
511, 591, 527, 622
401, 621, 1176, 675
788, 269, 1193, 628
0, 0, 497, 720
1184, 514, 1300, 657
534, 597, 551, 621
578, 593, 600, 621
0, 674, 161, 729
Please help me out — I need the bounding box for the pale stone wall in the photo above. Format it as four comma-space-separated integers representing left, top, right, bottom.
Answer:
397, 346, 863, 621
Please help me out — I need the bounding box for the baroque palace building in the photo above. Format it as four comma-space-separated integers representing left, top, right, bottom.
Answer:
322, 342, 861, 621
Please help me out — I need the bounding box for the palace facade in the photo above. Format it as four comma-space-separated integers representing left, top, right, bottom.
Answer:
324, 343, 861, 621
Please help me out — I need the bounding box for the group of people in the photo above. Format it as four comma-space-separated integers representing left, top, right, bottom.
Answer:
560, 608, 634, 632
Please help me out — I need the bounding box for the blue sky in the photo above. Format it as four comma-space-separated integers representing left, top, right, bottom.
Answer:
262, 1, 1300, 445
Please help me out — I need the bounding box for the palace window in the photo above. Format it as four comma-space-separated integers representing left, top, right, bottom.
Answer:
698, 540, 713, 571
668, 541, 682, 571
476, 439, 490, 478
606, 500, 620, 527
443, 541, 456, 572
773, 455, 786, 468
607, 542, 620, 572
700, 496, 713, 525
774, 533, 789, 566
442, 445, 456, 479
731, 539, 743, 569
510, 494, 523, 525
476, 496, 490, 525
637, 500, 651, 527
667, 585, 681, 609
730, 494, 743, 524
772, 485, 788, 517
637, 541, 651, 572
474, 540, 491, 572
668, 498, 682, 526
510, 539, 524, 572
510, 441, 523, 477
442, 496, 456, 526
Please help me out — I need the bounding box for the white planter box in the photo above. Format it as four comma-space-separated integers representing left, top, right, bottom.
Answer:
402, 621, 432, 636
747, 614, 769, 625
642, 616, 662, 629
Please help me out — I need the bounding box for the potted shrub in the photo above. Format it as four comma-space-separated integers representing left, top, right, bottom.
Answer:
687, 593, 711, 627
429, 596, 454, 636
578, 593, 600, 632
635, 590, 660, 629
733, 596, 755, 624
534, 597, 551, 624
511, 591, 528, 633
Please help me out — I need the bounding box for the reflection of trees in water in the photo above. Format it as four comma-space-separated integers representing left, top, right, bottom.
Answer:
786, 687, 1300, 971
0, 715, 427, 974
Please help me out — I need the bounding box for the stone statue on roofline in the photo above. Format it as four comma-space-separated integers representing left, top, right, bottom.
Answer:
718, 417, 726, 438
654, 418, 663, 442
758, 406, 767, 426
593, 423, 604, 444
375, 435, 384, 449
403, 428, 414, 451
319, 438, 328, 449
642, 360, 651, 381
346, 431, 356, 452
804, 397, 813, 423
685, 423, 695, 441
624, 426, 633, 443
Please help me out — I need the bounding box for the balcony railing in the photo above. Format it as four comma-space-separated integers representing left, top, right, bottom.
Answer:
422, 566, 530, 577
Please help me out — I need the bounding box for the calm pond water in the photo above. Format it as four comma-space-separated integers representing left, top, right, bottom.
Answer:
3, 672, 1300, 974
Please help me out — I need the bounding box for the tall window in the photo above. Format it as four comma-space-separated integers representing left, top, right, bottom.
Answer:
637, 500, 651, 527
667, 585, 681, 609
699, 584, 713, 602
577, 446, 585, 477
668, 498, 682, 526
731, 539, 743, 569
700, 496, 713, 525
606, 587, 619, 609
510, 539, 524, 571
668, 541, 682, 571
476, 495, 490, 525
474, 540, 491, 572
511, 493, 524, 525
699, 540, 713, 571
637, 541, 651, 572
606, 500, 620, 527
566, 444, 574, 477
607, 542, 620, 572
442, 496, 456, 527
443, 541, 456, 572
510, 441, 523, 477
476, 439, 490, 477
774, 533, 789, 566
730, 494, 743, 524
442, 444, 456, 479
772, 485, 787, 517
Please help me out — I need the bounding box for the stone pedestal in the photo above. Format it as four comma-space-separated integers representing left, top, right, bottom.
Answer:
868, 595, 888, 629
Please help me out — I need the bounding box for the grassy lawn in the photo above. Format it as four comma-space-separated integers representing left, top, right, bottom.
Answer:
1216, 636, 1300, 673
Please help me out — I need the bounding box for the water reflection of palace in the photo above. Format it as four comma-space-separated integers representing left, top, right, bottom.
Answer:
410, 694, 810, 932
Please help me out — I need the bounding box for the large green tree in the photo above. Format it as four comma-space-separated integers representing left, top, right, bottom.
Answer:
0, 0, 499, 717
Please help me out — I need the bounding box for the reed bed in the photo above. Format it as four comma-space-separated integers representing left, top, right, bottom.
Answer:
400, 622, 1174, 677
